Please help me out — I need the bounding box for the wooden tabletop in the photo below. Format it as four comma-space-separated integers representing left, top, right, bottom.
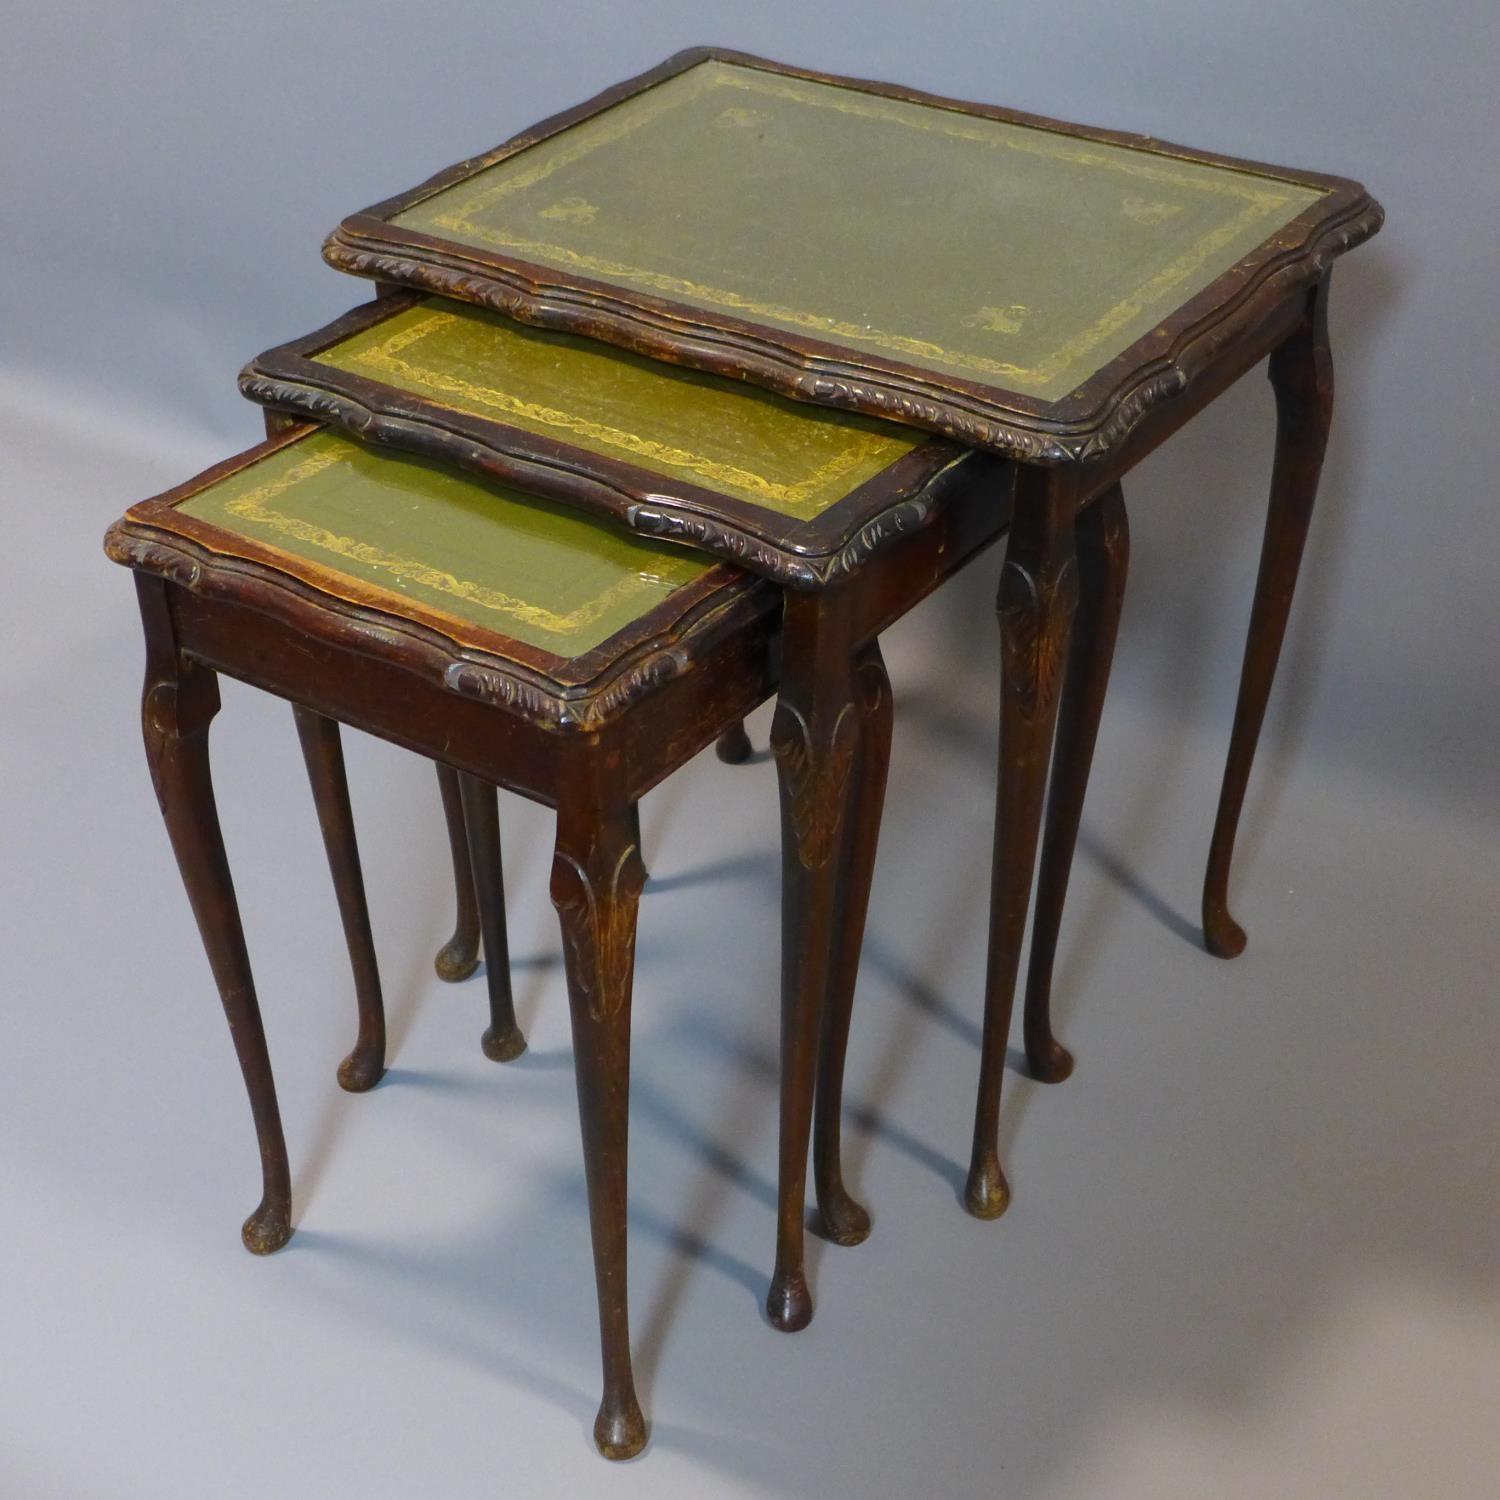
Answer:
325, 48, 1382, 465
105, 425, 777, 725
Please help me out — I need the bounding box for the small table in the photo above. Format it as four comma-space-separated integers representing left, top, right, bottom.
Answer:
109, 410, 1046, 1455
315, 48, 1383, 1213
107, 425, 780, 1454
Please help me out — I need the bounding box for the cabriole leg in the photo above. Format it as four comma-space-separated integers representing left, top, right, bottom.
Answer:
135, 574, 292, 1254
1203, 273, 1335, 959
768, 587, 863, 1327
966, 471, 1080, 1219
458, 774, 524, 1062
812, 638, 893, 1247
292, 706, 386, 1092
552, 774, 648, 1460
433, 762, 481, 981
1021, 481, 1130, 1082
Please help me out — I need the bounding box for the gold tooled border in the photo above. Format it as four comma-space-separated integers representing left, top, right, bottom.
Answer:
187, 440, 704, 648
406, 62, 1319, 398
328, 309, 911, 516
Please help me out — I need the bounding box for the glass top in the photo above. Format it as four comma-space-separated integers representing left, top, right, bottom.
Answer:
393, 60, 1326, 402
178, 429, 714, 658
313, 296, 923, 519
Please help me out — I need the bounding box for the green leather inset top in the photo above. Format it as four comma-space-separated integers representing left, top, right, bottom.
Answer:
177, 429, 715, 658
393, 60, 1325, 401
312, 297, 922, 519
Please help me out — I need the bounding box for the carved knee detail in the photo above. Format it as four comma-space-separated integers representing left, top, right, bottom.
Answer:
771, 698, 859, 870
142, 657, 219, 738
997, 556, 1078, 722
551, 839, 646, 1022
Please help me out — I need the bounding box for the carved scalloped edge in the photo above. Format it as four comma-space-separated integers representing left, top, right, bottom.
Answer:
789, 195, 1386, 463
625, 488, 942, 590
240, 367, 667, 521
824, 496, 936, 580
109, 534, 205, 590
619, 502, 820, 585
444, 638, 694, 729
625, 488, 938, 585
104, 523, 754, 731
325, 191, 1382, 466
1046, 194, 1385, 461
321, 238, 1052, 457
239, 373, 420, 453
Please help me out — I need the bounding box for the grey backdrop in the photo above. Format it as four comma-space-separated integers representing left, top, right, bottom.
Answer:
2, 4, 1496, 1497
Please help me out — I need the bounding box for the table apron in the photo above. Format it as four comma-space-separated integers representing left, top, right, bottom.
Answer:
171, 584, 563, 801
167, 581, 781, 804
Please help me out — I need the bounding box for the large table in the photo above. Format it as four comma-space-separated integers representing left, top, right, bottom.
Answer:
309, 47, 1383, 1214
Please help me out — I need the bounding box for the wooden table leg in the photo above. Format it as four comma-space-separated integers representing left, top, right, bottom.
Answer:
716, 720, 753, 763
1203, 273, 1334, 959
458, 773, 525, 1062
292, 706, 387, 1093
1021, 481, 1130, 1083
551, 765, 648, 1460
769, 587, 862, 1328
135, 574, 292, 1254
433, 763, 481, 982
966, 470, 1080, 1219
812, 638, 893, 1247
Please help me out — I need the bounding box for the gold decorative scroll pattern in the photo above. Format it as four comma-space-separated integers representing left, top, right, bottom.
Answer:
339, 311, 909, 514
420, 63, 1314, 395
215, 445, 688, 643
